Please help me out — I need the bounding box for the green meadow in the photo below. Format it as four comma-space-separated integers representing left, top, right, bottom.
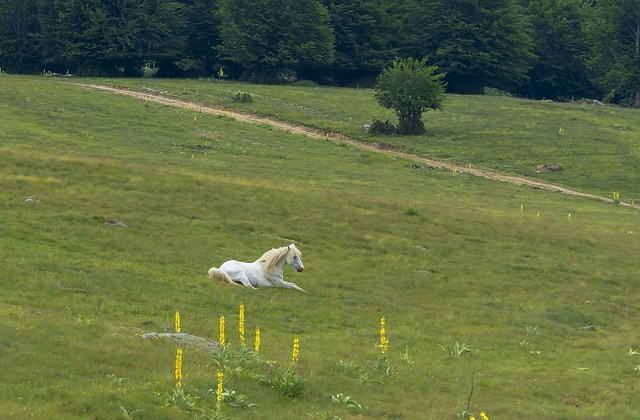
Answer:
1, 75, 640, 419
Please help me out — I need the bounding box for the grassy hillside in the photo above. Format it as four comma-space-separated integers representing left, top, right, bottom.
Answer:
1, 75, 640, 419
98, 77, 640, 201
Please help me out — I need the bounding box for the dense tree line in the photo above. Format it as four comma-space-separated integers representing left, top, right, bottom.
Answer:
1, 0, 639, 105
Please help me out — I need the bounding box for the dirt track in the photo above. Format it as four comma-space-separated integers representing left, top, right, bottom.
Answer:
82, 83, 635, 208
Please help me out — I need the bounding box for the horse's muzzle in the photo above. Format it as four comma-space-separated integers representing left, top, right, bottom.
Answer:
297, 268, 304, 272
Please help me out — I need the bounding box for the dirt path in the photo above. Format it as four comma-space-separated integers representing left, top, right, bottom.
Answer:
82, 83, 635, 208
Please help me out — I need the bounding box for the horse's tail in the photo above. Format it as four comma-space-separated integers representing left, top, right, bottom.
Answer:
208, 267, 239, 286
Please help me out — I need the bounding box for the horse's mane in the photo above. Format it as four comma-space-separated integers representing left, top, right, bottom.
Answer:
256, 245, 300, 273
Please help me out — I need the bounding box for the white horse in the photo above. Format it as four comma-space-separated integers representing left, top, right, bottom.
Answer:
208, 244, 307, 292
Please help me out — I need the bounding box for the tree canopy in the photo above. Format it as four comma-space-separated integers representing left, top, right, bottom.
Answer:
1, 0, 640, 105
217, 0, 334, 82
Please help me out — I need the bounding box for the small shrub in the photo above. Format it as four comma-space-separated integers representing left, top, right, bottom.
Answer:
141, 63, 158, 78
483, 87, 513, 97
405, 205, 420, 216
232, 92, 254, 103
369, 118, 397, 135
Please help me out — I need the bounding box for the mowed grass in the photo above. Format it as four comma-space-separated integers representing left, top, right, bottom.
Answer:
98, 77, 640, 200
1, 75, 640, 419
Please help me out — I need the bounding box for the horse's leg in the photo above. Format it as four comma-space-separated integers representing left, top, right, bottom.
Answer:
286, 282, 308, 293
269, 277, 308, 293
234, 272, 258, 289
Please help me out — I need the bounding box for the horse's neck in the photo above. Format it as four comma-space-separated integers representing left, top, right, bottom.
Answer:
262, 257, 286, 278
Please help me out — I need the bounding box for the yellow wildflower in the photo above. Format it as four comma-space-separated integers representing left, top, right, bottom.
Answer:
217, 371, 224, 402
239, 304, 245, 345
219, 315, 225, 346
379, 317, 389, 354
175, 311, 181, 333
292, 337, 300, 362
255, 328, 261, 353
175, 348, 183, 388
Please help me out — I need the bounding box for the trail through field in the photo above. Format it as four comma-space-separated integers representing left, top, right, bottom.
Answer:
83, 84, 634, 208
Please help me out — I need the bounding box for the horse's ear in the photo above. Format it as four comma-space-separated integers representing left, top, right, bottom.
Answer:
289, 243, 295, 249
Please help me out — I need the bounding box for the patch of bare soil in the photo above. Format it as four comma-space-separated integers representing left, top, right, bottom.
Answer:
81, 84, 635, 208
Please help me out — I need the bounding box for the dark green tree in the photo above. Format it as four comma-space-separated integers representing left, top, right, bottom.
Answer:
52, 0, 186, 76
373, 57, 446, 135
519, 0, 593, 100
171, 0, 220, 76
586, 0, 640, 107
0, 0, 40, 72
401, 0, 535, 93
217, 0, 334, 82
323, 0, 397, 80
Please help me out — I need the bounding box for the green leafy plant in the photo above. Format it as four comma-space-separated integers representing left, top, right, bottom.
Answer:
211, 345, 237, 372
214, 388, 257, 408
331, 393, 365, 412
238, 345, 263, 365
306, 410, 342, 420
400, 345, 415, 366
439, 342, 472, 357
371, 355, 392, 377
116, 403, 140, 419
255, 364, 306, 398
203, 402, 230, 420
525, 325, 539, 335
164, 388, 203, 414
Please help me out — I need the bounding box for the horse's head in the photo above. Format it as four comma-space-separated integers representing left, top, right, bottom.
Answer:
286, 244, 304, 273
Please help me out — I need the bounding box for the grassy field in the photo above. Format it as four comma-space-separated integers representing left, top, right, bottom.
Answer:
1, 75, 640, 419
96, 77, 640, 201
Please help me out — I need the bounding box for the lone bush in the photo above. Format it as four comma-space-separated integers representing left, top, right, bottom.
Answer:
232, 92, 254, 103
374, 57, 446, 135
369, 118, 397, 135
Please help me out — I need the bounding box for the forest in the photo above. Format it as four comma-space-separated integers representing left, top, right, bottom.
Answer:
1, 0, 639, 106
